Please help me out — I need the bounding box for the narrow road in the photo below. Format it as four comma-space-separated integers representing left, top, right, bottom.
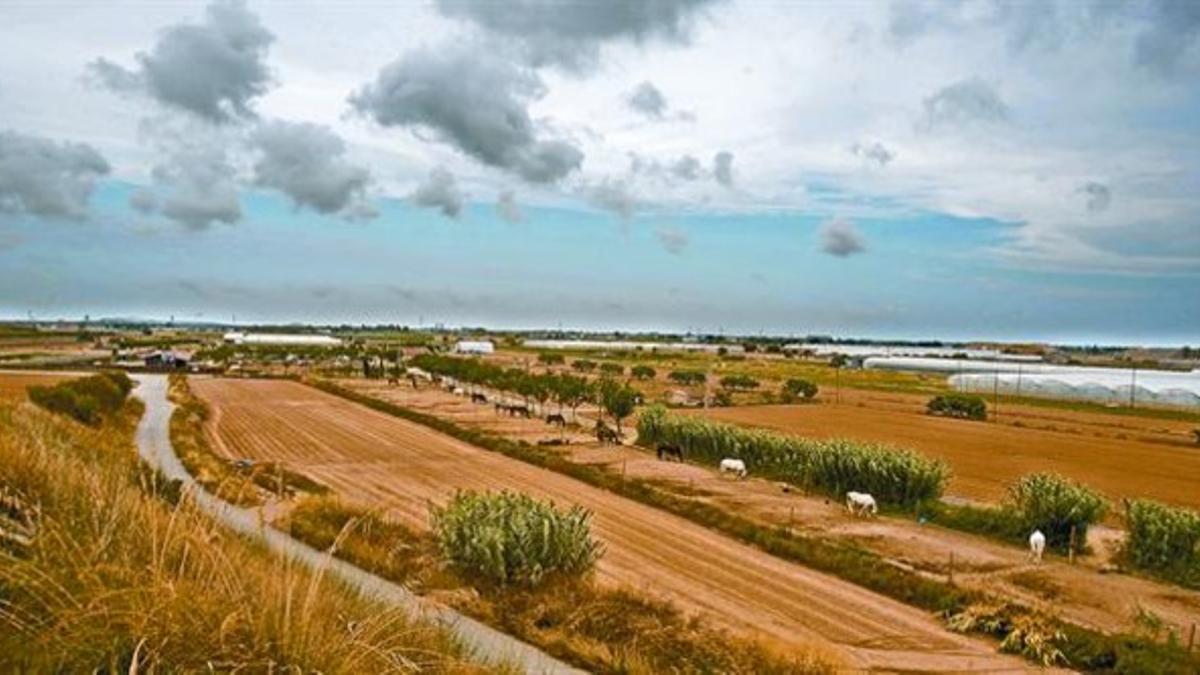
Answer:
130, 374, 581, 675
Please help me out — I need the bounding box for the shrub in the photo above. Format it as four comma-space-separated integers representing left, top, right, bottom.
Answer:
782, 378, 818, 402
431, 490, 603, 587
630, 365, 656, 380
1007, 473, 1108, 551
719, 374, 759, 390
536, 352, 565, 365
668, 369, 706, 386
637, 406, 948, 507
27, 371, 132, 426
571, 359, 596, 372
598, 362, 624, 376
927, 393, 987, 420
1123, 499, 1200, 585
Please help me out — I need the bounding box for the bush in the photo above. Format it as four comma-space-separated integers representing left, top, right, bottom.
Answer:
431, 490, 603, 587
668, 369, 706, 386
598, 362, 624, 376
27, 371, 133, 426
927, 393, 987, 420
536, 352, 565, 365
630, 365, 656, 380
571, 359, 596, 373
1123, 499, 1200, 585
637, 406, 948, 507
782, 378, 818, 402
719, 374, 759, 390
1007, 473, 1108, 551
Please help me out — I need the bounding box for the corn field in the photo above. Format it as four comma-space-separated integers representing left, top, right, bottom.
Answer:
431, 490, 603, 587
637, 406, 949, 507
1123, 498, 1200, 581
1006, 473, 1108, 551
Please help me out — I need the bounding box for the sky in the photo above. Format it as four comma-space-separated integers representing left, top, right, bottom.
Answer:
0, 0, 1198, 345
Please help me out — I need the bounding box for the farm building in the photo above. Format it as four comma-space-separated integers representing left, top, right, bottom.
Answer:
223, 332, 341, 347
454, 340, 495, 355
143, 350, 190, 370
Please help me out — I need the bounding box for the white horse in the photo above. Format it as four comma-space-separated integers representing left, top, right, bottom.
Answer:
1029, 529, 1046, 564
846, 491, 877, 517
719, 458, 747, 478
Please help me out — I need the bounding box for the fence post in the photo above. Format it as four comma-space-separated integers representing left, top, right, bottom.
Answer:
1069, 525, 1077, 565
1189, 623, 1196, 652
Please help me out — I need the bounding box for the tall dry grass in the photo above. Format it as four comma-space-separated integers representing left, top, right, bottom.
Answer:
0, 399, 494, 673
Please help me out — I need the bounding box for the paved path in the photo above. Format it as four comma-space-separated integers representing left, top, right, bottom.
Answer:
130, 374, 581, 675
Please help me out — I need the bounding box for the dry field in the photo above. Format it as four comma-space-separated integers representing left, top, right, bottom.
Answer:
0, 371, 72, 401
334, 378, 1200, 640
192, 377, 1026, 672
694, 396, 1200, 510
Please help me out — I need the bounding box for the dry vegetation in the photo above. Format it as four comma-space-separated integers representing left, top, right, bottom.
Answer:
0, 389, 490, 672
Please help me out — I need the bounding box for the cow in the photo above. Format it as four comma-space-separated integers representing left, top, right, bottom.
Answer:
1029, 529, 1046, 564
470, 392, 488, 404
545, 413, 567, 427
656, 443, 684, 462
719, 458, 747, 478
595, 421, 621, 445
846, 491, 877, 517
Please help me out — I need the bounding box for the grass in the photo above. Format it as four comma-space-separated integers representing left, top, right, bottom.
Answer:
0, 397, 491, 673
309, 377, 1200, 673
281, 495, 838, 674
168, 373, 328, 506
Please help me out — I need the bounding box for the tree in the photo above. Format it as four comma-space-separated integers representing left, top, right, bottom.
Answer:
668, 369, 706, 386
537, 352, 565, 366
554, 374, 591, 422
597, 379, 639, 436
572, 359, 596, 373
927, 394, 987, 421
782, 378, 818, 402
630, 365, 656, 380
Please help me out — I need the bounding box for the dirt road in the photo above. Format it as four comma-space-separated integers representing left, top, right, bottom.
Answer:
194, 377, 1029, 672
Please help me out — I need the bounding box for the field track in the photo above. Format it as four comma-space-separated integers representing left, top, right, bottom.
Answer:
193, 377, 1029, 672
695, 401, 1200, 510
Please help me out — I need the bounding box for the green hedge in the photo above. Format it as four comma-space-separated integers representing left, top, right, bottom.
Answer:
637, 406, 948, 507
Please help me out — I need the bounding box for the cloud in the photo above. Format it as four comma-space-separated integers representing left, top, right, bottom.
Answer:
850, 140, 896, 167
819, 217, 866, 257
496, 189, 523, 223
1079, 181, 1111, 213
411, 168, 463, 219
87, 0, 274, 123
712, 150, 734, 187
248, 120, 372, 217
350, 45, 583, 183
670, 155, 703, 181
129, 188, 158, 214
147, 144, 242, 229
628, 81, 667, 118
587, 177, 637, 219
922, 78, 1009, 130
655, 225, 689, 254
434, 0, 719, 73
0, 130, 110, 219
1135, 0, 1200, 76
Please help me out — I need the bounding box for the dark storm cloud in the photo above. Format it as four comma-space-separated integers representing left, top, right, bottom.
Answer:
819, 217, 866, 257
411, 168, 463, 219
496, 189, 523, 223
249, 120, 372, 217
712, 150, 734, 187
922, 78, 1009, 130
434, 0, 719, 73
87, 0, 274, 123
0, 130, 110, 219
851, 141, 896, 167
349, 46, 583, 183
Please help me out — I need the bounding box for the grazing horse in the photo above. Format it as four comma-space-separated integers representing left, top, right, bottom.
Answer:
1029, 530, 1046, 564
407, 374, 420, 389
845, 491, 877, 517
656, 443, 684, 462
509, 405, 531, 418
595, 421, 621, 445
386, 376, 400, 386
545, 413, 567, 427
470, 392, 488, 404
719, 458, 747, 478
